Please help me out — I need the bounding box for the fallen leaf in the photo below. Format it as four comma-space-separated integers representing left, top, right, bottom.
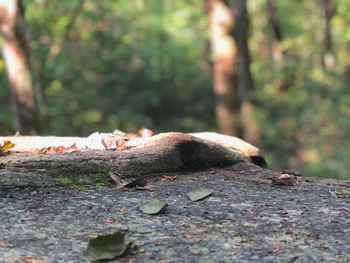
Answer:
186, 187, 213, 202
271, 174, 297, 186
104, 218, 119, 225
116, 138, 129, 151
281, 169, 302, 176
160, 175, 177, 181
101, 135, 119, 150
109, 171, 128, 188
21, 255, 48, 263
246, 208, 255, 215
0, 140, 15, 153
138, 128, 154, 138
112, 129, 126, 136
271, 246, 283, 254
126, 133, 138, 139
0, 241, 8, 248
85, 232, 132, 262
38, 145, 78, 154
140, 199, 168, 214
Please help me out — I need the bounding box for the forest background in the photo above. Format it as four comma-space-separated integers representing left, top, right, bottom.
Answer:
0, 0, 349, 179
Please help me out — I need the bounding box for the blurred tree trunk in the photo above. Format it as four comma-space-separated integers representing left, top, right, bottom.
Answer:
0, 0, 38, 134
205, 0, 242, 137
267, 0, 288, 91
231, 0, 254, 95
344, 43, 350, 81
230, 0, 260, 144
322, 0, 336, 70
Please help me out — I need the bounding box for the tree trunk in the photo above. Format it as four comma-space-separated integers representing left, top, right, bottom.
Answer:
206, 0, 241, 137
0, 0, 38, 134
322, 0, 336, 70
344, 42, 350, 81
229, 0, 260, 144
267, 0, 288, 91
231, 0, 254, 96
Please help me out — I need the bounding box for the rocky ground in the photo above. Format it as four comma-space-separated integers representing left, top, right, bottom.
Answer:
1, 161, 350, 263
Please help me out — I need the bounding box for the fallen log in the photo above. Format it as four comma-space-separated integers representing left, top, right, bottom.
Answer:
0, 133, 254, 184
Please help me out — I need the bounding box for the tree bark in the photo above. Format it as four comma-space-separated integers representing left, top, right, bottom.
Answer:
229, 0, 260, 144
344, 43, 350, 81
322, 0, 336, 70
206, 0, 241, 137
267, 0, 288, 91
230, 0, 254, 96
0, 0, 38, 134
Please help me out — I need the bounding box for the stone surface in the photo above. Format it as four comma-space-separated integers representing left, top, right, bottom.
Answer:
1, 162, 350, 263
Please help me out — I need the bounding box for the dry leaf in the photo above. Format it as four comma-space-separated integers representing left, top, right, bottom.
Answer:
281, 169, 302, 176
161, 175, 177, 181
38, 144, 78, 154
271, 174, 297, 186
85, 232, 132, 262
271, 246, 283, 254
0, 241, 8, 248
0, 140, 15, 153
138, 128, 154, 138
186, 187, 213, 202
109, 171, 128, 188
116, 138, 128, 151
101, 135, 117, 150
246, 208, 255, 215
140, 199, 168, 214
21, 255, 48, 263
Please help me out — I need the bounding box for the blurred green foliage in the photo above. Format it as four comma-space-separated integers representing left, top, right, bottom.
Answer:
0, 0, 349, 178
250, 0, 350, 178
23, 0, 216, 135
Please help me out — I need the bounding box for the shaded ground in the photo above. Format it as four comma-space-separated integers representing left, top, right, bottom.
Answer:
1, 162, 350, 263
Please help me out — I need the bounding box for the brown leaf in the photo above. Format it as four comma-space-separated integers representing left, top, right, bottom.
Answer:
38, 144, 78, 154
246, 208, 255, 215
21, 255, 48, 263
271, 174, 298, 186
160, 175, 177, 181
116, 138, 128, 151
271, 246, 283, 254
126, 133, 138, 139
101, 135, 117, 150
281, 169, 302, 176
0, 140, 15, 153
109, 171, 128, 188
0, 241, 8, 248
138, 128, 154, 138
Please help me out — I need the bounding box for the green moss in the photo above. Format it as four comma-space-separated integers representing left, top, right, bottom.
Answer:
55, 170, 110, 191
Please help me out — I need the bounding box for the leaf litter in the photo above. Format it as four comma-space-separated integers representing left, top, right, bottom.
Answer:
186, 187, 213, 202
140, 199, 168, 214
85, 232, 132, 262
0, 140, 15, 153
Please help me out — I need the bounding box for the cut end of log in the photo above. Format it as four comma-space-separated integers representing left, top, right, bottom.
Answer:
190, 132, 260, 157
